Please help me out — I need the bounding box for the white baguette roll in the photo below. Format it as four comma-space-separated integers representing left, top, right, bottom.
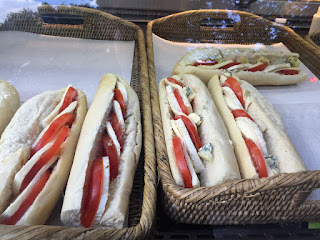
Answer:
0, 87, 87, 225
208, 75, 306, 179
0, 79, 20, 136
159, 74, 240, 187
61, 73, 142, 228
173, 48, 307, 86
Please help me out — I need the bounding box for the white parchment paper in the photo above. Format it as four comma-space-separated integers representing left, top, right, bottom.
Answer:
0, 31, 135, 105
153, 33, 320, 201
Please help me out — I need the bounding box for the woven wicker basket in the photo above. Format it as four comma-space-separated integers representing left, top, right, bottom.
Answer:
0, 6, 156, 240
305, 30, 320, 50
147, 9, 320, 225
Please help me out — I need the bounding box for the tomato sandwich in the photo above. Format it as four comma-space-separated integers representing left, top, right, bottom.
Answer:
173, 48, 307, 86
0, 85, 87, 225
208, 74, 307, 179
61, 73, 142, 228
159, 74, 241, 188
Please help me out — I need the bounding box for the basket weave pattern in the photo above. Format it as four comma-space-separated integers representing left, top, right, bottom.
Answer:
0, 6, 156, 240
147, 9, 320, 225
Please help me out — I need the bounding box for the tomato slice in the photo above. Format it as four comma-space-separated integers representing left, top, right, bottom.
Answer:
109, 112, 124, 149
276, 69, 299, 75
3, 169, 51, 225
173, 89, 189, 115
114, 89, 126, 115
221, 77, 245, 108
192, 59, 218, 67
219, 62, 241, 70
174, 115, 202, 150
102, 134, 119, 181
172, 137, 193, 188
31, 113, 75, 157
167, 77, 183, 87
231, 109, 254, 121
245, 62, 268, 72
20, 126, 69, 193
245, 138, 268, 178
80, 157, 104, 228
59, 87, 78, 113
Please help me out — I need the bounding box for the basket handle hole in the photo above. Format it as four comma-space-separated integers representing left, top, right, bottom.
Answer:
41, 14, 84, 25
200, 17, 236, 29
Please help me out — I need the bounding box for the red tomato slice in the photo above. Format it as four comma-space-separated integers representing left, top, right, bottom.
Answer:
102, 134, 119, 181
59, 87, 78, 113
276, 69, 299, 75
31, 113, 75, 157
173, 89, 189, 115
192, 59, 218, 67
245, 138, 268, 178
221, 77, 245, 108
245, 62, 268, 72
174, 115, 202, 150
231, 109, 254, 121
172, 137, 193, 188
167, 77, 183, 87
20, 126, 69, 193
109, 112, 124, 149
114, 89, 126, 115
219, 62, 241, 70
3, 169, 51, 225
80, 157, 104, 228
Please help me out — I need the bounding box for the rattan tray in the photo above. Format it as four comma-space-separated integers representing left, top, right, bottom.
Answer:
305, 30, 320, 50
147, 9, 320, 225
0, 5, 156, 240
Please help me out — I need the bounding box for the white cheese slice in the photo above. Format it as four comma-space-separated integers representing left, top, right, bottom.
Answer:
188, 113, 202, 127
197, 60, 233, 70
32, 101, 78, 149
181, 143, 200, 188
113, 100, 125, 133
12, 140, 56, 196
106, 121, 121, 158
235, 117, 268, 156
42, 84, 73, 127
263, 63, 291, 72
116, 81, 128, 105
166, 85, 182, 115
222, 86, 244, 110
175, 119, 204, 173
95, 156, 110, 225
168, 84, 192, 114
226, 63, 252, 71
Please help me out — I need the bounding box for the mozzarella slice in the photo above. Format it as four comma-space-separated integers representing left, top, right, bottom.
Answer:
181, 143, 200, 188
197, 60, 233, 70
116, 81, 128, 105
263, 63, 291, 72
222, 86, 244, 110
166, 85, 182, 115
32, 101, 78, 149
175, 119, 204, 173
13, 140, 56, 196
113, 100, 125, 132
235, 117, 268, 156
226, 63, 252, 71
106, 121, 121, 158
95, 156, 110, 225
42, 84, 73, 127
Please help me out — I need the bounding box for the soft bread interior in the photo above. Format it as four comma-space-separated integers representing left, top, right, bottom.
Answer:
182, 74, 241, 186
207, 75, 258, 179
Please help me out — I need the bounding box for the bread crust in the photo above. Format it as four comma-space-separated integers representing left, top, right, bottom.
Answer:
172, 48, 307, 85
0, 87, 87, 225
61, 74, 142, 228
159, 74, 241, 187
